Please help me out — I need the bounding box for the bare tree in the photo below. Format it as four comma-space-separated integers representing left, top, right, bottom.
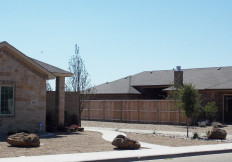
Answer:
46, 81, 53, 91
66, 44, 92, 127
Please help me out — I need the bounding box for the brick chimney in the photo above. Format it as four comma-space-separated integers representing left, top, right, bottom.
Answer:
174, 66, 183, 87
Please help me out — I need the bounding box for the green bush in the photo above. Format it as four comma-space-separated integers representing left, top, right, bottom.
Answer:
192, 132, 199, 139
65, 111, 79, 126
203, 102, 218, 122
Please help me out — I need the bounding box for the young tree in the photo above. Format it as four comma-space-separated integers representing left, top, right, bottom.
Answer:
177, 84, 200, 137
66, 44, 92, 127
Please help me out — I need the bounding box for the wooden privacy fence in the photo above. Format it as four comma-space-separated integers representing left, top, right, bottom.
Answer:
82, 100, 187, 125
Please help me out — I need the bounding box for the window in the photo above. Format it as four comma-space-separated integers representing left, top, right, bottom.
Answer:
0, 86, 14, 115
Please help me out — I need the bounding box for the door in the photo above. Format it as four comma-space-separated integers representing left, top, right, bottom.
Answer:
224, 95, 232, 123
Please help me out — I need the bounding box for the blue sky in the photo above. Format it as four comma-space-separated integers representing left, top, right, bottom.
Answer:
1, 0, 232, 87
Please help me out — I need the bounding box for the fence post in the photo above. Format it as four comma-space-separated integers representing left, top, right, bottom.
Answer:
138, 100, 140, 123
88, 101, 90, 120
156, 100, 159, 124
167, 101, 170, 124
103, 100, 105, 121
120, 100, 122, 122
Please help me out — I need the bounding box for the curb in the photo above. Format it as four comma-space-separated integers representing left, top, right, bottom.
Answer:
86, 149, 232, 162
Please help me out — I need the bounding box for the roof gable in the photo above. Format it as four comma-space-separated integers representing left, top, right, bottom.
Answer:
0, 41, 72, 79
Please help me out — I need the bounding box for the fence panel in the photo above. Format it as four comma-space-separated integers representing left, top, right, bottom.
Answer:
104, 100, 121, 121
121, 101, 138, 122
88, 100, 103, 120
83, 100, 186, 125
139, 100, 157, 123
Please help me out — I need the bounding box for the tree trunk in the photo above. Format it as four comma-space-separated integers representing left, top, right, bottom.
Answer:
187, 118, 189, 138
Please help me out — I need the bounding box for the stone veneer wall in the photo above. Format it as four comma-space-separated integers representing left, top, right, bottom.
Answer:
0, 48, 47, 134
46, 91, 79, 125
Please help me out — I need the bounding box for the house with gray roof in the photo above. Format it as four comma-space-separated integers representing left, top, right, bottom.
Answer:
93, 66, 232, 123
0, 41, 72, 134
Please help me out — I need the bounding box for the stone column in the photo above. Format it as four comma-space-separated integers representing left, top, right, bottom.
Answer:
55, 76, 65, 125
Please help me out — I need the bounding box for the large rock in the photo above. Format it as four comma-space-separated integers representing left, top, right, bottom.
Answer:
208, 128, 227, 140
7, 132, 40, 147
112, 135, 140, 149
211, 122, 227, 128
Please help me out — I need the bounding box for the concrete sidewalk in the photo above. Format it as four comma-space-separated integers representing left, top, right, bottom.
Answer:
86, 126, 232, 140
1, 127, 232, 162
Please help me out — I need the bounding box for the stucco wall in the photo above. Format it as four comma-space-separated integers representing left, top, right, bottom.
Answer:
0, 48, 46, 134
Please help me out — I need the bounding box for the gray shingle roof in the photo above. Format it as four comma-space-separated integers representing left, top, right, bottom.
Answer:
93, 76, 140, 94
31, 58, 72, 76
94, 66, 232, 94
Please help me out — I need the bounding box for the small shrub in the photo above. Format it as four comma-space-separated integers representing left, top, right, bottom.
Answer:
65, 111, 79, 126
70, 114, 79, 125
213, 124, 219, 128
206, 130, 210, 136
203, 102, 218, 122
68, 124, 79, 132
57, 125, 67, 132
192, 132, 199, 139
198, 121, 207, 127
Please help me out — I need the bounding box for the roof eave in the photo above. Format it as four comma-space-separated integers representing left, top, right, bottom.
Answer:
52, 72, 73, 77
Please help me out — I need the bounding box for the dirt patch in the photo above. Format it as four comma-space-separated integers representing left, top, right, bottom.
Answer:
126, 132, 227, 147
0, 131, 114, 158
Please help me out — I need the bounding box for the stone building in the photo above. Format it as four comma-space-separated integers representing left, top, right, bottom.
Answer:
0, 41, 72, 134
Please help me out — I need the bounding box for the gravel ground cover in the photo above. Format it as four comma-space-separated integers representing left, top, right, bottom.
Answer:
83, 120, 232, 146
82, 120, 232, 134
0, 131, 114, 158
0, 121, 231, 158
126, 133, 223, 147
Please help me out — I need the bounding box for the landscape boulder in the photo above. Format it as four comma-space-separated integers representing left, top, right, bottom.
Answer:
112, 135, 140, 149
7, 132, 40, 147
211, 122, 227, 128
208, 128, 227, 140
